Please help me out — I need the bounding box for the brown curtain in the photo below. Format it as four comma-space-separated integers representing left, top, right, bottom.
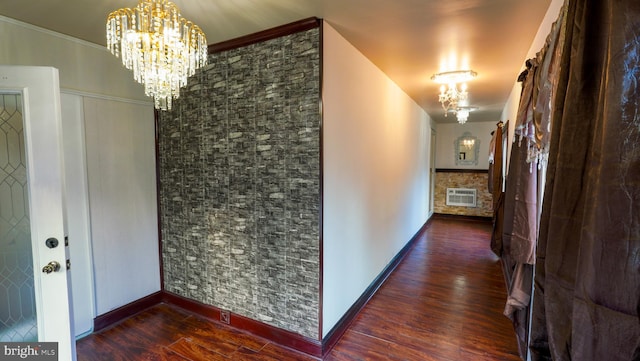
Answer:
530, 0, 640, 360
497, 6, 566, 357
501, 137, 537, 357
489, 121, 505, 257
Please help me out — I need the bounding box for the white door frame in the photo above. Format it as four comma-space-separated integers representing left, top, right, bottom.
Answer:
429, 128, 437, 216
0, 65, 76, 361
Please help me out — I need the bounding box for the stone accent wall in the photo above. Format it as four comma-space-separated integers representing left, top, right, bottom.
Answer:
157, 28, 321, 338
434, 171, 492, 217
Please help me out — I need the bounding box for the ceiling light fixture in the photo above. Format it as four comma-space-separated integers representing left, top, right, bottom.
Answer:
448, 106, 479, 124
431, 70, 477, 122
106, 0, 208, 110
431, 70, 477, 84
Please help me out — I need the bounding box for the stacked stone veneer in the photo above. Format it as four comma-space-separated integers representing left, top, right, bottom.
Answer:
434, 171, 492, 217
157, 28, 321, 338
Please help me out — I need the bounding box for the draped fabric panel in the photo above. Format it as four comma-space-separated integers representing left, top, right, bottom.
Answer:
489, 121, 505, 257
497, 6, 566, 358
530, 0, 640, 360
501, 135, 537, 356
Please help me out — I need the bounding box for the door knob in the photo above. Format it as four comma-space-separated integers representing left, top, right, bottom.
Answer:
42, 261, 61, 274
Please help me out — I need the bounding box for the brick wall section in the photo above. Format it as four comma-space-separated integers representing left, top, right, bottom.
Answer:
157, 28, 321, 338
434, 171, 493, 217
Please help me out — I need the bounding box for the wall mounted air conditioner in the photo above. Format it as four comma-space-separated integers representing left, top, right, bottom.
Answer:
446, 188, 477, 207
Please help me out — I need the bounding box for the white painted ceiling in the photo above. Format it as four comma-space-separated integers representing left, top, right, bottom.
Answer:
0, 0, 552, 123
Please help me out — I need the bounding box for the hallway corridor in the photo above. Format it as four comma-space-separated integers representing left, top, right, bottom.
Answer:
326, 216, 521, 360
77, 217, 521, 360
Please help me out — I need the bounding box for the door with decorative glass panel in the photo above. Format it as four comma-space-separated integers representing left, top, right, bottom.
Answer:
0, 66, 75, 360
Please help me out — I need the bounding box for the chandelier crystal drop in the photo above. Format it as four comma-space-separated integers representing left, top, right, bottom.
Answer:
106, 0, 208, 110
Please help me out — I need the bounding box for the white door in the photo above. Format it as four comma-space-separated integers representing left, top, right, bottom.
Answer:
0, 66, 76, 360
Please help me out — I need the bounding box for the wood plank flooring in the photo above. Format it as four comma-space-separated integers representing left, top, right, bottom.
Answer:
76, 217, 521, 360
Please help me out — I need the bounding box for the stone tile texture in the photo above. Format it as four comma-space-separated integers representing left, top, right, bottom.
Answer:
157, 28, 321, 339
434, 171, 493, 217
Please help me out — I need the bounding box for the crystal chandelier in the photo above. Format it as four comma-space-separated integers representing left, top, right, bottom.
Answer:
106, 0, 208, 110
431, 70, 477, 122
448, 106, 478, 124
455, 106, 471, 123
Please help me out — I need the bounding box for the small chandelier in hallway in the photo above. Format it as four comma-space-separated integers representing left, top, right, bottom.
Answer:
106, 0, 208, 111
449, 106, 479, 124
431, 70, 477, 123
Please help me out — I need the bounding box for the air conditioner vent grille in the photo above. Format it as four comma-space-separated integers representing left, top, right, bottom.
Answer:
446, 188, 477, 207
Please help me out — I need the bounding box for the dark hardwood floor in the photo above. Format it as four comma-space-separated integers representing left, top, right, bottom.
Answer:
76, 217, 521, 360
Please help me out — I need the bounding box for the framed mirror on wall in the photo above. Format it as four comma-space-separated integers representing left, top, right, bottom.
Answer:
454, 131, 480, 166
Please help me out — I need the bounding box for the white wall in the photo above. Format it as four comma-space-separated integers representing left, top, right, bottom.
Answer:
0, 16, 158, 334
84, 97, 159, 316
322, 22, 431, 337
0, 15, 147, 101
435, 121, 497, 169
